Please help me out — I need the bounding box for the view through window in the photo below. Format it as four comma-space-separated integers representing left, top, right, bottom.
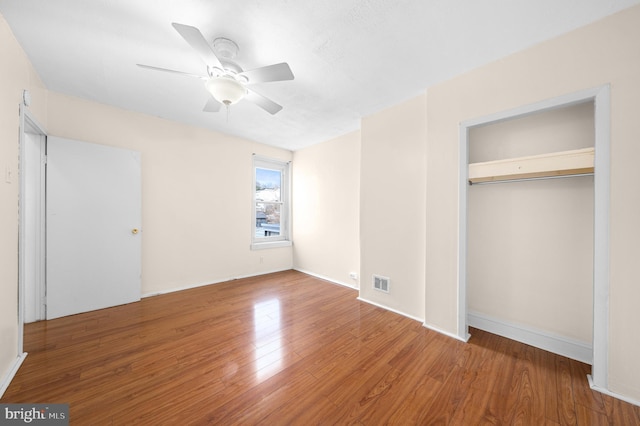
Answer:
255, 167, 282, 237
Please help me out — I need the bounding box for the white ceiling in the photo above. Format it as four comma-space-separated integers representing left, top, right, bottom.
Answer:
1, 1, 638, 151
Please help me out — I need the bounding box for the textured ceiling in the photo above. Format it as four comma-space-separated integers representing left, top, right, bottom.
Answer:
1, 0, 638, 151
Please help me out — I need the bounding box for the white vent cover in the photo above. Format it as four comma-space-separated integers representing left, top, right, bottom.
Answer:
372, 275, 390, 293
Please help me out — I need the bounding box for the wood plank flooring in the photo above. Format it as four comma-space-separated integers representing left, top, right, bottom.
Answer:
3, 270, 639, 425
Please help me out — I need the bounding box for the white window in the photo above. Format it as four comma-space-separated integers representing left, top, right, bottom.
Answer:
252, 155, 291, 250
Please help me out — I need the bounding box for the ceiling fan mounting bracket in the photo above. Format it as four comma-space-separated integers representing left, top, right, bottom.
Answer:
213, 37, 239, 60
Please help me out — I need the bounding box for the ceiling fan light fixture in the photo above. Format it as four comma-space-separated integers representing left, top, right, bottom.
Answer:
206, 76, 246, 105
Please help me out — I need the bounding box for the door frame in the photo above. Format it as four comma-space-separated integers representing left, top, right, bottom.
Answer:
457, 85, 610, 389
18, 104, 48, 352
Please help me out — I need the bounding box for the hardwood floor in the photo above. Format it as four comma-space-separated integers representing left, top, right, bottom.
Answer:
3, 270, 639, 425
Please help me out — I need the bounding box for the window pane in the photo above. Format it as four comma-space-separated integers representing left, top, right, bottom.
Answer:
256, 167, 281, 202
255, 202, 281, 238
252, 156, 290, 248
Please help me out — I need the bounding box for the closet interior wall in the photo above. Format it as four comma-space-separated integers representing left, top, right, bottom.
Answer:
467, 102, 595, 347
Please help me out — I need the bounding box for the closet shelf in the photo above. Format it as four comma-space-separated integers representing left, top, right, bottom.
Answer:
468, 147, 594, 184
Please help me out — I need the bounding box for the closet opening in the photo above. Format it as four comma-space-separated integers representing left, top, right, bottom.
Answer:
458, 85, 610, 391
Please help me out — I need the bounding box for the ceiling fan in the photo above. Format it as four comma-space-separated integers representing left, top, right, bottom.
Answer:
137, 23, 294, 115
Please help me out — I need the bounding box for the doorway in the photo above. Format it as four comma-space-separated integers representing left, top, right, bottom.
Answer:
22, 127, 46, 322
457, 85, 610, 390
18, 106, 47, 352
18, 108, 143, 355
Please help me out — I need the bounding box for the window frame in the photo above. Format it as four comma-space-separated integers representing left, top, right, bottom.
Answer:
251, 155, 292, 250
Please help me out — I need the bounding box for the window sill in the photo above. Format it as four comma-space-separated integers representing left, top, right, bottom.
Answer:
251, 240, 292, 250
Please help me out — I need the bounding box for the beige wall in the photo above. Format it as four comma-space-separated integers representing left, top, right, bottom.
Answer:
426, 5, 640, 399
4, 3, 640, 405
46, 92, 293, 295
468, 103, 594, 343
0, 15, 47, 388
0, 39, 362, 391
1, 11, 293, 388
360, 94, 427, 320
292, 131, 360, 287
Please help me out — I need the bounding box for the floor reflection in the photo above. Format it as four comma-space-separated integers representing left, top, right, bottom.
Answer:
253, 298, 283, 380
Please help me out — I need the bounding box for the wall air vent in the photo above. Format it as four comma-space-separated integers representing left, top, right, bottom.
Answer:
372, 275, 390, 293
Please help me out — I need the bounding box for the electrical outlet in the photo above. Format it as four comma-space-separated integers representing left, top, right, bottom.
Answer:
349, 272, 358, 280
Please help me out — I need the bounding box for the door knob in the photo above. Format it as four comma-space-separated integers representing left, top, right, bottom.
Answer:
131, 228, 139, 235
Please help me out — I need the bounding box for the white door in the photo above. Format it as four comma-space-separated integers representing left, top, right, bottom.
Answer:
46, 137, 141, 319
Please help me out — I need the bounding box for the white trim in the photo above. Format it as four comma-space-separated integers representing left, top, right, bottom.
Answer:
591, 86, 610, 388
0, 353, 27, 398
18, 106, 26, 359
460, 86, 605, 128
356, 297, 424, 323
458, 85, 610, 388
293, 268, 357, 289
468, 311, 592, 364
18, 105, 48, 356
457, 125, 469, 340
141, 268, 291, 298
251, 155, 292, 248
588, 376, 640, 408
250, 240, 292, 250
423, 322, 470, 342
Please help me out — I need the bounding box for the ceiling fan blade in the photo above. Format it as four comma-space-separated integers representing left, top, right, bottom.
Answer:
203, 96, 221, 113
245, 89, 283, 115
240, 63, 294, 84
171, 23, 224, 70
136, 64, 205, 79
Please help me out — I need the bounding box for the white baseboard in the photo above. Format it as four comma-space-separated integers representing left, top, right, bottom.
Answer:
468, 310, 592, 364
588, 375, 640, 408
293, 268, 357, 289
422, 322, 470, 342
0, 352, 27, 398
142, 268, 291, 298
356, 297, 424, 323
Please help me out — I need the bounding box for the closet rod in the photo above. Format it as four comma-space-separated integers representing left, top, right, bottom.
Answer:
468, 172, 594, 186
